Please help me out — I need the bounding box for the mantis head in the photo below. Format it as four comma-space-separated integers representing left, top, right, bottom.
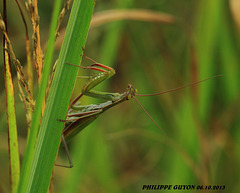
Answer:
125, 84, 138, 100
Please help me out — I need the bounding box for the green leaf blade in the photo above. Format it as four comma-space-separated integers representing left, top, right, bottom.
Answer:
4, 52, 20, 193
17, 0, 95, 193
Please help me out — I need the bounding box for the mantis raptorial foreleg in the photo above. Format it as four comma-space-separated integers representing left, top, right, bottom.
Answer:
67, 52, 123, 107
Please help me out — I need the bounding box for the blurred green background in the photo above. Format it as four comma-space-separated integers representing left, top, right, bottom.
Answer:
1, 0, 240, 193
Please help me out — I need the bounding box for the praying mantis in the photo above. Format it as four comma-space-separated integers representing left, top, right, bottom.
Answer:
57, 51, 219, 168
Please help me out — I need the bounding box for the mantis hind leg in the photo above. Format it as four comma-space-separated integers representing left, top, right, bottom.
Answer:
55, 135, 73, 168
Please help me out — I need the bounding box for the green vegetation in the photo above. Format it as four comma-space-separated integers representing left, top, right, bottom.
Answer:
0, 0, 239, 193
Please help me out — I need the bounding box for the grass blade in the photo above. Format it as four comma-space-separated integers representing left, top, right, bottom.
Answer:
17, 0, 95, 193
3, 1, 20, 192
4, 45, 20, 193
196, 0, 222, 120
17, 0, 63, 192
